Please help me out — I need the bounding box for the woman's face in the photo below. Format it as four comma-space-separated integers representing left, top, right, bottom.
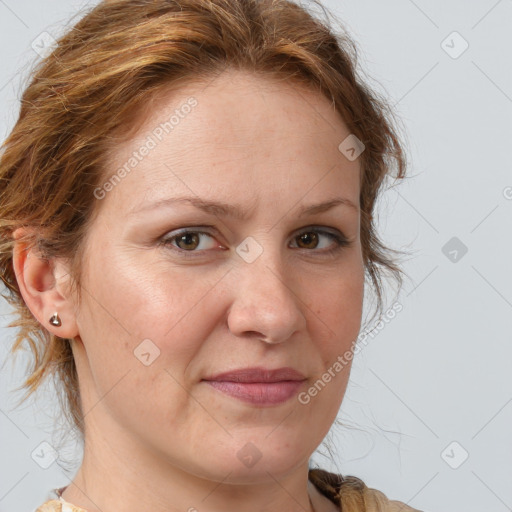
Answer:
70, 69, 364, 483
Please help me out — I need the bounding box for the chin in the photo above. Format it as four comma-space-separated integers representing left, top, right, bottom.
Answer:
195, 438, 309, 484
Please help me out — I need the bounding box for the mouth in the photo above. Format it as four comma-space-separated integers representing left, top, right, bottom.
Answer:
201, 366, 307, 406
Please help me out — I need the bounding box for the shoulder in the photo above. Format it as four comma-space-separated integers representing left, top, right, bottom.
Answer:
35, 498, 87, 512
34, 500, 62, 512
308, 468, 423, 512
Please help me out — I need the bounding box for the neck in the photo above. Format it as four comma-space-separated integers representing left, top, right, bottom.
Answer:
61, 420, 317, 512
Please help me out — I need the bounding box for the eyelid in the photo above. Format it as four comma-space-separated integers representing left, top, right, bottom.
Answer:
158, 225, 351, 258
160, 227, 225, 251
290, 227, 351, 253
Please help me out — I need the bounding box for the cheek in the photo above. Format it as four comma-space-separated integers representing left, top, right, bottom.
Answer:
302, 270, 362, 420
74, 260, 220, 436
75, 250, 229, 411
307, 264, 364, 345
81, 247, 220, 344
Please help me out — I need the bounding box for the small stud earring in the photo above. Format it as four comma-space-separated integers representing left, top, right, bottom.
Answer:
49, 312, 62, 327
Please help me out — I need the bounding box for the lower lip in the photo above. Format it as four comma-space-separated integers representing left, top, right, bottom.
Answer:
204, 380, 305, 405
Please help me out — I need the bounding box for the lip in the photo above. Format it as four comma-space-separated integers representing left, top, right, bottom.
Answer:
203, 366, 306, 383
202, 366, 307, 406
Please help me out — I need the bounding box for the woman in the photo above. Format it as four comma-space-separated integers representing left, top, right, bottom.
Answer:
0, 0, 419, 511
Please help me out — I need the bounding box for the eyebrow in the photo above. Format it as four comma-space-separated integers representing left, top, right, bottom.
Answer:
129, 195, 359, 220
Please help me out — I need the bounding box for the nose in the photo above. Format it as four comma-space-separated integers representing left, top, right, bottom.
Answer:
226, 253, 307, 345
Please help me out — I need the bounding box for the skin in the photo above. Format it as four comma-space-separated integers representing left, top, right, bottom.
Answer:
13, 69, 364, 512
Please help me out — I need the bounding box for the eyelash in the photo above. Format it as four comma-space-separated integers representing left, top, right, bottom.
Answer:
158, 226, 352, 259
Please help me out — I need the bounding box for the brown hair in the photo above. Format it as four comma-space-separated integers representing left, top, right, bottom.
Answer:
0, 0, 408, 503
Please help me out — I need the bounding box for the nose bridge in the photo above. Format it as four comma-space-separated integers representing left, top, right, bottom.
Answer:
235, 233, 289, 295
227, 234, 306, 343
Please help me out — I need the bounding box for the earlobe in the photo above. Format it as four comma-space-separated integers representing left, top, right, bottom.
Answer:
12, 227, 79, 339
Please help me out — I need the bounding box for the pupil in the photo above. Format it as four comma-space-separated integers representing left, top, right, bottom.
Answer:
299, 232, 317, 248
179, 233, 198, 250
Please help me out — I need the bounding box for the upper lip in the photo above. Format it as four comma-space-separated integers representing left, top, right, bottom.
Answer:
203, 366, 306, 383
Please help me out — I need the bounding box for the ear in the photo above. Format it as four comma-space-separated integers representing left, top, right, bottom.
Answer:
12, 227, 79, 340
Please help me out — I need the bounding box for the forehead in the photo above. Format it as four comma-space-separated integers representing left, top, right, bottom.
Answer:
99, 69, 361, 214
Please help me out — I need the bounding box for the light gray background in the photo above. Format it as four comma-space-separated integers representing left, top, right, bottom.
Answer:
1, 1, 511, 511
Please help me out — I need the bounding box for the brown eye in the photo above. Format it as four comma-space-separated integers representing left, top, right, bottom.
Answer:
175, 232, 200, 250
296, 231, 319, 249
290, 228, 350, 254
161, 229, 219, 255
